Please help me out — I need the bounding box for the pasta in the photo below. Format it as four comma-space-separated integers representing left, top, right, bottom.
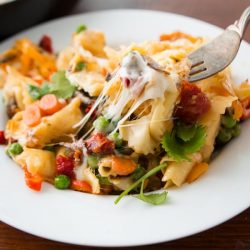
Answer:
0, 25, 249, 205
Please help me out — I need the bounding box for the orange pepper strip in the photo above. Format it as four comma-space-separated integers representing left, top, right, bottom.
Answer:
23, 166, 43, 191
232, 100, 243, 120
187, 162, 209, 184
71, 180, 92, 193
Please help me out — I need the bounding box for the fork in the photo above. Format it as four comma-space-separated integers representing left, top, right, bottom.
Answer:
188, 7, 250, 82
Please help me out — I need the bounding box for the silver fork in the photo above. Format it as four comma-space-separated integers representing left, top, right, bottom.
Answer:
188, 7, 250, 82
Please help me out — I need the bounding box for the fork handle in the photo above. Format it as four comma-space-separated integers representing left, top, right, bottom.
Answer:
232, 7, 250, 38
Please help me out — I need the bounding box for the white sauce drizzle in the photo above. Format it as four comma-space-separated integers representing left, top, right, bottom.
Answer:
71, 51, 179, 133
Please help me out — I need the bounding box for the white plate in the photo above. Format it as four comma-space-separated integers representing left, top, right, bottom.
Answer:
0, 9, 250, 247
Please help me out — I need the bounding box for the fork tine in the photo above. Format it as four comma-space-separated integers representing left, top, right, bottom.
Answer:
189, 64, 207, 76
190, 60, 204, 68
188, 53, 204, 67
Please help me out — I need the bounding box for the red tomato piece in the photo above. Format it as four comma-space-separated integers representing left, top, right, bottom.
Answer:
85, 132, 114, 154
0, 130, 6, 145
39, 35, 53, 53
56, 155, 75, 178
175, 80, 211, 123
24, 167, 43, 191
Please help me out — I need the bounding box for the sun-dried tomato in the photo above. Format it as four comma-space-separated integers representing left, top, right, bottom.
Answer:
175, 80, 211, 124
39, 35, 53, 54
85, 132, 114, 154
56, 155, 75, 178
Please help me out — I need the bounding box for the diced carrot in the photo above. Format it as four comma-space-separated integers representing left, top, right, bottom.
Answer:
111, 156, 137, 176
187, 162, 209, 184
23, 103, 42, 127
23, 167, 43, 191
232, 100, 243, 120
71, 180, 92, 193
39, 94, 64, 115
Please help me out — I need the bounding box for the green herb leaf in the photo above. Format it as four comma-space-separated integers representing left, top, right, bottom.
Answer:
135, 181, 167, 205
161, 124, 206, 161
114, 163, 167, 204
161, 131, 187, 161
76, 24, 87, 34
28, 85, 43, 100
28, 71, 75, 100
40, 82, 51, 96
184, 125, 206, 154
75, 61, 86, 72
49, 71, 76, 99
176, 122, 197, 142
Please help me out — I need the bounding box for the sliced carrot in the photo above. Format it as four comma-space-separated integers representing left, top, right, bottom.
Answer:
187, 162, 209, 184
39, 94, 64, 115
71, 180, 92, 193
232, 100, 243, 120
23, 103, 42, 127
111, 156, 137, 176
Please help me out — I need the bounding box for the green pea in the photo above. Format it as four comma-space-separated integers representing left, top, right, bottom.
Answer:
232, 123, 241, 137
109, 132, 123, 147
221, 115, 236, 129
93, 116, 110, 132
87, 155, 99, 169
217, 128, 232, 144
54, 175, 71, 189
8, 143, 23, 155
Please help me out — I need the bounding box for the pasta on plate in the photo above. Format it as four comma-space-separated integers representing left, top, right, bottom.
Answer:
0, 26, 249, 205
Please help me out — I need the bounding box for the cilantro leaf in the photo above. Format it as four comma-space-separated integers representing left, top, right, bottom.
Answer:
161, 124, 206, 161
28, 85, 42, 100
184, 125, 206, 154
135, 181, 167, 205
28, 71, 75, 100
161, 131, 188, 161
176, 122, 197, 142
114, 163, 167, 204
49, 71, 76, 99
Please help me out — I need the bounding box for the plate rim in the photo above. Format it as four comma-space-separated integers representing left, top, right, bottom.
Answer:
0, 9, 249, 247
